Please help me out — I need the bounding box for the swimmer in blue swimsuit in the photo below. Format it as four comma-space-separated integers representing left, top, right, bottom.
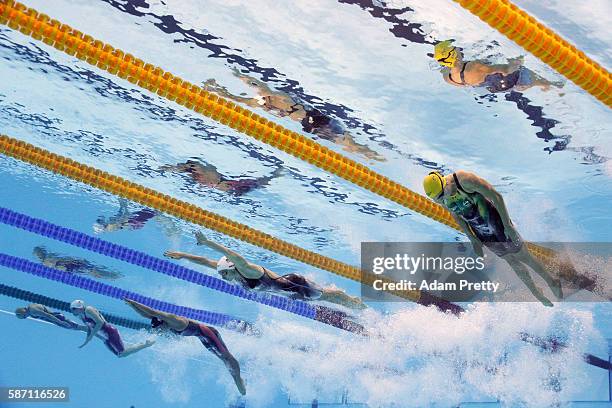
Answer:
69, 300, 154, 357
433, 40, 563, 93
423, 170, 563, 306
161, 160, 283, 196
164, 233, 366, 310
124, 299, 246, 395
15, 303, 86, 331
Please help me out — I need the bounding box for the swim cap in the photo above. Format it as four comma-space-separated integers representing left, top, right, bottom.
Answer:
217, 256, 236, 273
32, 246, 46, 259
92, 223, 106, 234
434, 40, 458, 67
423, 171, 446, 199
15, 307, 28, 319
70, 299, 86, 311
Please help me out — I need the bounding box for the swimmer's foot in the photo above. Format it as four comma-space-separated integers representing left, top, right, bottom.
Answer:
234, 375, 246, 396
539, 296, 554, 307
550, 279, 564, 300
226, 360, 246, 395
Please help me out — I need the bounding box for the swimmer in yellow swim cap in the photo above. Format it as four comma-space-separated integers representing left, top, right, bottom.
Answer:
433, 40, 563, 93
424, 170, 563, 306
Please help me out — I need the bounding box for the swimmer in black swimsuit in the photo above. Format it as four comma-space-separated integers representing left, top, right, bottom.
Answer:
203, 71, 385, 162
124, 299, 246, 395
423, 170, 563, 306
93, 199, 158, 233
161, 160, 283, 196
164, 233, 366, 310
433, 40, 563, 93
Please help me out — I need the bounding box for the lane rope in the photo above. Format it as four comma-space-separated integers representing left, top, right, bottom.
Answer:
452, 0, 611, 107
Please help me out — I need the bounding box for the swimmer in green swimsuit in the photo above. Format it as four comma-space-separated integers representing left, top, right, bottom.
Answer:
423, 170, 563, 306
164, 232, 366, 310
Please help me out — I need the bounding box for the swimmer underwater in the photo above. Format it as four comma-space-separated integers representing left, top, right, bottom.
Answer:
125, 299, 246, 395
433, 40, 563, 93
165, 232, 366, 310
423, 170, 563, 306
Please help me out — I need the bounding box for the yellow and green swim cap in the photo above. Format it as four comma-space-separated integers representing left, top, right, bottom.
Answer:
423, 171, 446, 199
434, 40, 458, 67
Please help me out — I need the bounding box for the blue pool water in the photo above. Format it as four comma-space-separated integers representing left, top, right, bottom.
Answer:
0, 0, 610, 407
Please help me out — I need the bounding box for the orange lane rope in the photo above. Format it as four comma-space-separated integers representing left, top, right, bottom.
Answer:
452, 0, 611, 107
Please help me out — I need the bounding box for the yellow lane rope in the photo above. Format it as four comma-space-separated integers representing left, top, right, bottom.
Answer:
453, 0, 611, 108
0, 1, 555, 264
0, 134, 425, 304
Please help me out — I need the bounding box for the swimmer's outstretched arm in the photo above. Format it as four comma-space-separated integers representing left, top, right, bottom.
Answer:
125, 299, 174, 321
29, 305, 74, 328
195, 232, 263, 278
163, 251, 217, 270
124, 299, 187, 331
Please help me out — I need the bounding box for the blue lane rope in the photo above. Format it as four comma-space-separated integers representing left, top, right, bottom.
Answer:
0, 252, 253, 332
0, 282, 150, 330
0, 207, 363, 334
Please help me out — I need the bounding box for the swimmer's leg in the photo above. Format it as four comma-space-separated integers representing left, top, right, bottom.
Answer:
198, 326, 246, 395
502, 254, 553, 306
100, 324, 154, 358
319, 289, 367, 310
516, 247, 563, 300
117, 339, 155, 358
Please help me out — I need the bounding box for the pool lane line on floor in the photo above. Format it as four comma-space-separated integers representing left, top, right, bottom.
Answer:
0, 134, 462, 314
0, 206, 366, 333
452, 0, 611, 107
0, 0, 563, 269
0, 253, 258, 333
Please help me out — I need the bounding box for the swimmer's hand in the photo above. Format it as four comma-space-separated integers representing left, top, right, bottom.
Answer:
505, 226, 521, 243
78, 330, 95, 349
195, 231, 212, 246
164, 251, 184, 260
